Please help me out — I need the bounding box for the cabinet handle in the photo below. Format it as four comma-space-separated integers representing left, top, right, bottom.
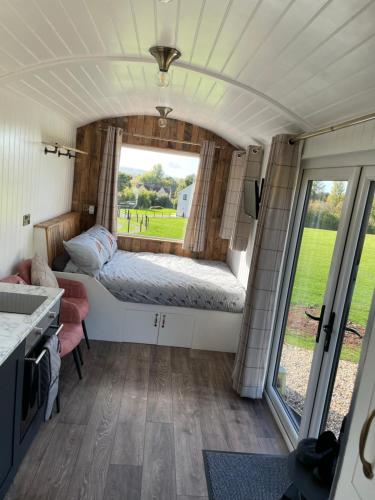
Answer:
161, 314, 166, 328
359, 409, 375, 479
25, 349, 47, 365
154, 313, 159, 327
50, 324, 64, 336
48, 311, 57, 319
33, 327, 44, 336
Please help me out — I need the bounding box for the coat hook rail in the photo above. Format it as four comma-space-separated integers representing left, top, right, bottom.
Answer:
42, 142, 88, 158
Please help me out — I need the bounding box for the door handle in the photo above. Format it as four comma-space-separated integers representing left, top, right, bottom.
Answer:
344, 325, 363, 338
323, 311, 335, 352
305, 305, 325, 343
154, 313, 159, 327
359, 409, 375, 479
161, 314, 166, 328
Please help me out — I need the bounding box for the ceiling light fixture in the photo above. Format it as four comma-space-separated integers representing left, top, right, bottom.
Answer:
158, 0, 173, 3
156, 106, 173, 128
149, 46, 181, 87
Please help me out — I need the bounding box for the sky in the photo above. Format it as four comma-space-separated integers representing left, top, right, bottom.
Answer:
120, 146, 200, 178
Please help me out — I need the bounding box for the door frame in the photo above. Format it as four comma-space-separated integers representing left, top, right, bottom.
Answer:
265, 162, 361, 446
309, 166, 375, 438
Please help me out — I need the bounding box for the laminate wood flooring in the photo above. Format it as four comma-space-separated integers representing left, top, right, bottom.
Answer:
6, 341, 287, 500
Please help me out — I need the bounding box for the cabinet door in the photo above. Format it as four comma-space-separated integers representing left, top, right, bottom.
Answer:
0, 350, 18, 490
124, 310, 160, 344
157, 312, 194, 348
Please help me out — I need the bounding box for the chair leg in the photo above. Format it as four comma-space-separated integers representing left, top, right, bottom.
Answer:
55, 391, 60, 413
72, 348, 83, 380
82, 320, 90, 350
77, 344, 84, 365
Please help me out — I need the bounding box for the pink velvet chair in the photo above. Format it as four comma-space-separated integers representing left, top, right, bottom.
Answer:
0, 271, 84, 379
17, 259, 90, 349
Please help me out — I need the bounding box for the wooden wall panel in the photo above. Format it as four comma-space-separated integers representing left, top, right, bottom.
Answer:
72, 115, 235, 261
34, 212, 81, 265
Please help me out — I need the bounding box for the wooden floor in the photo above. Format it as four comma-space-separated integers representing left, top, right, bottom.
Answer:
6, 341, 287, 500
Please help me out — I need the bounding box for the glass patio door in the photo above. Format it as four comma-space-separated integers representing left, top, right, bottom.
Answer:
311, 167, 375, 439
267, 166, 361, 445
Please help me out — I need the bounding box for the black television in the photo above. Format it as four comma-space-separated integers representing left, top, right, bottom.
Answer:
243, 178, 263, 220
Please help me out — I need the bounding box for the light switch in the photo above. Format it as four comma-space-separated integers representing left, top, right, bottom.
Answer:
23, 214, 31, 226
88, 205, 95, 215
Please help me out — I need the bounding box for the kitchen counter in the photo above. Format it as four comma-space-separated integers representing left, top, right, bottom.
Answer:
0, 282, 64, 367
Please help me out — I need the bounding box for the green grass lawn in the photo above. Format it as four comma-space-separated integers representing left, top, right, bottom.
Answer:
117, 212, 187, 240
286, 329, 361, 363
118, 208, 176, 217
291, 227, 375, 326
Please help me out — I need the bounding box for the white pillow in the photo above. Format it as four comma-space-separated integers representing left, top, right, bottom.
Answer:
31, 255, 59, 288
63, 232, 107, 276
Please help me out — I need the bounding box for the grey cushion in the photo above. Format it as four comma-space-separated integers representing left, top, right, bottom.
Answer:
31, 255, 59, 288
86, 225, 117, 261
63, 233, 107, 276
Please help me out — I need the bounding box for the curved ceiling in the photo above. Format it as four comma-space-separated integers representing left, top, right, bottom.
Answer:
1, 0, 375, 147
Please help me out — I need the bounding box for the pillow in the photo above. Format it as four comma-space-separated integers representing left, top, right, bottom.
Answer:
31, 255, 59, 288
86, 225, 118, 261
52, 250, 70, 272
63, 233, 107, 276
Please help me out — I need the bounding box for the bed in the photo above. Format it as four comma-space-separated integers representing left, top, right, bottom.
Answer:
64, 250, 245, 313
34, 213, 245, 352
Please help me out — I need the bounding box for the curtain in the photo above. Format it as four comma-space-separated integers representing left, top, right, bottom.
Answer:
219, 150, 247, 240
96, 126, 123, 233
231, 146, 263, 251
232, 134, 301, 398
183, 140, 216, 252
220, 146, 263, 250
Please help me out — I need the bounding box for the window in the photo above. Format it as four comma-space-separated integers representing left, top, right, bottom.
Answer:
117, 146, 199, 240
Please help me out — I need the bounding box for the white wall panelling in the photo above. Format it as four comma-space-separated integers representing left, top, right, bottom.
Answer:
0, 88, 75, 277
0, 1, 375, 146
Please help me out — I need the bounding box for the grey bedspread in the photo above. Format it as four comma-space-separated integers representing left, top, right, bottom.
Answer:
65, 250, 245, 313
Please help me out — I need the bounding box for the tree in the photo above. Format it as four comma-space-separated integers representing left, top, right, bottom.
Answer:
326, 181, 346, 216
177, 174, 196, 193
118, 172, 132, 191
118, 187, 136, 205
138, 164, 165, 189
310, 180, 327, 200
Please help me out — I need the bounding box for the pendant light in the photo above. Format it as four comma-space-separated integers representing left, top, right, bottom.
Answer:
149, 46, 181, 88
156, 106, 173, 128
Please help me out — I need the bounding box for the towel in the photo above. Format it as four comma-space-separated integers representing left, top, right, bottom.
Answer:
41, 334, 61, 421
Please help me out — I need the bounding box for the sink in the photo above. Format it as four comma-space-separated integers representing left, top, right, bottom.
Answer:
0, 292, 47, 315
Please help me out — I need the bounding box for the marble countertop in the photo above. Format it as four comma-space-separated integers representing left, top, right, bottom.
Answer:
0, 283, 64, 366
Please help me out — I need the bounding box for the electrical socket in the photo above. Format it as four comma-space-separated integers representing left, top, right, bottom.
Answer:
23, 214, 31, 226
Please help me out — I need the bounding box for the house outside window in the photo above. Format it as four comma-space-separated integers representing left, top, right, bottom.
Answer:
117, 145, 199, 241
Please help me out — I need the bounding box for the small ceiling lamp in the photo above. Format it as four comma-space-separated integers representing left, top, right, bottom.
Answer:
156, 106, 173, 128
158, 0, 173, 3
149, 45, 181, 87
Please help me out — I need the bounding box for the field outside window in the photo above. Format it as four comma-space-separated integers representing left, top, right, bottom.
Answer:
117, 146, 200, 240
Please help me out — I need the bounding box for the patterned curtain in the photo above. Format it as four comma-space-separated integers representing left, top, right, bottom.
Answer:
219, 150, 247, 239
183, 140, 216, 252
96, 126, 123, 233
231, 146, 263, 251
220, 146, 264, 250
232, 135, 301, 398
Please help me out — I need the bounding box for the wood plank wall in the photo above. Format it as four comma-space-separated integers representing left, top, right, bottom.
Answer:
72, 115, 235, 261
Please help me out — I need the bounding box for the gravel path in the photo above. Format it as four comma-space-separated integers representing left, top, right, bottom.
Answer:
279, 344, 359, 436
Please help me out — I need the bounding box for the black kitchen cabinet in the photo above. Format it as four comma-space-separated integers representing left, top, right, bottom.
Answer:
0, 342, 24, 499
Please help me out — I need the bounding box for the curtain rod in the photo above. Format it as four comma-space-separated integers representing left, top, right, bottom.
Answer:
98, 128, 225, 149
289, 111, 375, 144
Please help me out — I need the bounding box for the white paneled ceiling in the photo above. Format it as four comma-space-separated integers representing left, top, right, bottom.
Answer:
0, 0, 374, 146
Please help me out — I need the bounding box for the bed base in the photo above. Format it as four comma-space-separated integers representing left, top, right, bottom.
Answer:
55, 271, 242, 353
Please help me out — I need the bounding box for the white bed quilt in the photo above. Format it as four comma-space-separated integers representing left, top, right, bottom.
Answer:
65, 250, 246, 313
